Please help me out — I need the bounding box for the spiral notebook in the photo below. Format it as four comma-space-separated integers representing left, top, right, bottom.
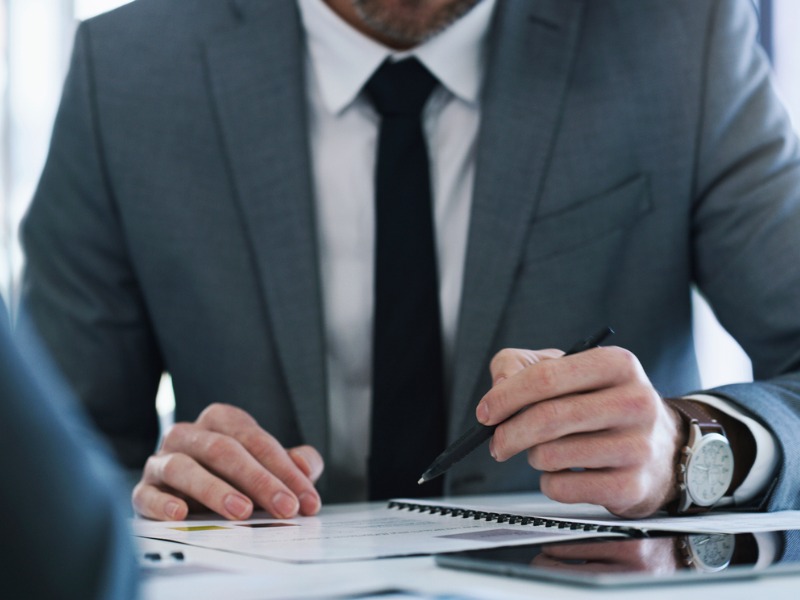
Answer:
386, 499, 643, 536
132, 495, 800, 563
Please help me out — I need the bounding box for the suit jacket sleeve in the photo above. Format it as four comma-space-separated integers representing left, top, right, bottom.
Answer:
20, 22, 162, 468
691, 1, 800, 510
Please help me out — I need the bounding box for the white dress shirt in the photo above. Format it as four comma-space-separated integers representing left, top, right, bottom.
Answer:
297, 0, 495, 500
296, 0, 776, 505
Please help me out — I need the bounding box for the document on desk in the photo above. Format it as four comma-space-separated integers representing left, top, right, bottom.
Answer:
132, 497, 800, 564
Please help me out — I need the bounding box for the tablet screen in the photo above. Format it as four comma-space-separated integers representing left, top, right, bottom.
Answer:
436, 531, 800, 587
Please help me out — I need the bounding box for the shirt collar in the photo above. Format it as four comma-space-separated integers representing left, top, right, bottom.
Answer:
297, 0, 496, 115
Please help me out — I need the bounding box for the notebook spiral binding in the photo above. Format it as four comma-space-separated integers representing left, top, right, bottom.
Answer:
387, 500, 644, 537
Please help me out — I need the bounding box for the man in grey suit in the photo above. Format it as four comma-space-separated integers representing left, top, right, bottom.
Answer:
1, 302, 138, 598
20, 0, 800, 521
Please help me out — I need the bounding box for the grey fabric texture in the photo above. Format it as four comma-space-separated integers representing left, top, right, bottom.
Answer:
20, 0, 800, 507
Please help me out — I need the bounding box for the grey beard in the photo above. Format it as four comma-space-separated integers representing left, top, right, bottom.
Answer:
353, 0, 482, 47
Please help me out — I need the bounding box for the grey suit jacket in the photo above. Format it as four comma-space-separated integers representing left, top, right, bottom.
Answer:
1, 303, 137, 598
21, 0, 800, 507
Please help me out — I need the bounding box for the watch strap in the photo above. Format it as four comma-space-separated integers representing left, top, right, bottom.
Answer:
666, 398, 726, 437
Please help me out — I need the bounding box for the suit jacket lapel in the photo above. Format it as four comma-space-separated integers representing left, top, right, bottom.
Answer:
204, 1, 328, 453
449, 0, 585, 436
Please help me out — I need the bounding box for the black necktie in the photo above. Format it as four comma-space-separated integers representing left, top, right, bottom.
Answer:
365, 58, 446, 500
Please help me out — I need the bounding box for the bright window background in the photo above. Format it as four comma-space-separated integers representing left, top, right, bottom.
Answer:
75, 0, 132, 20
693, 0, 800, 388
0, 0, 797, 399
1, 0, 132, 315
773, 0, 800, 124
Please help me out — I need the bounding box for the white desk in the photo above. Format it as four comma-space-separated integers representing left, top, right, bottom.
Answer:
136, 496, 800, 600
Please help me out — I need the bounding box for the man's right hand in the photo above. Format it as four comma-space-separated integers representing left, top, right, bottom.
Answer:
132, 403, 324, 521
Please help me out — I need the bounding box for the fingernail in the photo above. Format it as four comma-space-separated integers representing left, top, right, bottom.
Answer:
299, 491, 320, 515
489, 440, 497, 460
273, 492, 299, 518
476, 401, 489, 424
224, 494, 252, 520
165, 501, 182, 520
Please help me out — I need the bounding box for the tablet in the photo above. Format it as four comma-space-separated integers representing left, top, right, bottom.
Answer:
435, 531, 800, 587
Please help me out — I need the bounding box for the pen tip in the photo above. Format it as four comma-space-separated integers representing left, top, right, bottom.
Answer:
417, 478, 425, 485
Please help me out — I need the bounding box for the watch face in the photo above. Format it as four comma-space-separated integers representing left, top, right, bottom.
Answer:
686, 433, 734, 506
687, 533, 735, 572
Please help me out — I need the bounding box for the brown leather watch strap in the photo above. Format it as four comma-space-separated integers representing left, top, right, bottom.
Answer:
665, 398, 726, 437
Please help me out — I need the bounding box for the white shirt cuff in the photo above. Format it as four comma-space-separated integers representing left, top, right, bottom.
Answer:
686, 394, 779, 505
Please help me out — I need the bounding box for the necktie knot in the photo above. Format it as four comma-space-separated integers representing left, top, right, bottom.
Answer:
365, 58, 438, 118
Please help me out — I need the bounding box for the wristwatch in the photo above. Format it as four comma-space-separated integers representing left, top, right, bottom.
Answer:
666, 399, 734, 514
678, 533, 736, 572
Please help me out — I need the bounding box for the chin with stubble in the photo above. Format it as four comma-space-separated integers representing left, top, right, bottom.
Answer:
352, 0, 483, 47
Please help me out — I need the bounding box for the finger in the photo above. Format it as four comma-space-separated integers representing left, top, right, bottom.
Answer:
489, 348, 562, 385
194, 405, 322, 516
236, 432, 321, 516
526, 431, 649, 473
488, 388, 649, 461
162, 425, 309, 518
540, 467, 661, 518
532, 405, 679, 518
141, 452, 254, 520
132, 481, 189, 521
288, 445, 325, 483
478, 346, 643, 425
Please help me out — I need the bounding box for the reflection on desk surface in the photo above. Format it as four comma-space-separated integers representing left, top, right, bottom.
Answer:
436, 530, 800, 587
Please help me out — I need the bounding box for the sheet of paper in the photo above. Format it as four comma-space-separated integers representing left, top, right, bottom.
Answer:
133, 496, 800, 564
600, 510, 800, 534
133, 503, 623, 563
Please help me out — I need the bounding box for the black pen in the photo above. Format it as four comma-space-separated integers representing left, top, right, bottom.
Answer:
417, 326, 614, 485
